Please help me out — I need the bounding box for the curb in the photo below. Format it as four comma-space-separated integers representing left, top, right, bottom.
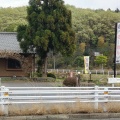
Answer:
1, 113, 120, 120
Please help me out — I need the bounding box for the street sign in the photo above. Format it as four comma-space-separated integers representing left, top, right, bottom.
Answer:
108, 78, 120, 83
94, 52, 100, 56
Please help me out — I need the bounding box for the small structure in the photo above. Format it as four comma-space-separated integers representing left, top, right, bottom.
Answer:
77, 72, 81, 86
0, 32, 35, 77
108, 77, 120, 87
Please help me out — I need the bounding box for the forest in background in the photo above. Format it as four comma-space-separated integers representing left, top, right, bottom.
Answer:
0, 5, 120, 70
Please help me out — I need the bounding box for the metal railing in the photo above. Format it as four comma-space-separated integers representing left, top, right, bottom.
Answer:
1, 86, 120, 115
47, 69, 119, 75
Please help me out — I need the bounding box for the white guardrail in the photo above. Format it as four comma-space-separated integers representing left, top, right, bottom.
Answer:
47, 69, 120, 75
1, 86, 120, 115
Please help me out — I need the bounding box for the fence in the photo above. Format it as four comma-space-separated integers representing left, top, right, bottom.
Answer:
1, 86, 120, 115
47, 69, 120, 75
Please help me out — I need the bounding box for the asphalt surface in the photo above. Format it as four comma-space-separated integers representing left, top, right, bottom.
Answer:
1, 81, 62, 87
1, 114, 120, 120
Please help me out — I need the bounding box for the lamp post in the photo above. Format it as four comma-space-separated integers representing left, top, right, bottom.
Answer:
89, 72, 91, 83
77, 72, 81, 86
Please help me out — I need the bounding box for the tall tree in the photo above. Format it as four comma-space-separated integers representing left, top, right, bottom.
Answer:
115, 8, 120, 13
17, 0, 75, 76
94, 55, 107, 70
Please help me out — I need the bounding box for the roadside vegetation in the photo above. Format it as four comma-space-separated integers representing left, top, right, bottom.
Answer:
0, 72, 117, 87
0, 102, 120, 116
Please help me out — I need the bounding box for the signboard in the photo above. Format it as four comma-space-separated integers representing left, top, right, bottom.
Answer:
94, 52, 100, 56
108, 78, 120, 83
116, 23, 120, 63
84, 56, 89, 74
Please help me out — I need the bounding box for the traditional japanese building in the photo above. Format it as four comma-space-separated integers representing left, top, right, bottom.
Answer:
0, 32, 35, 77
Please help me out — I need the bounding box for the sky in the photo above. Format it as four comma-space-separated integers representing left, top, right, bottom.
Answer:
0, 0, 120, 10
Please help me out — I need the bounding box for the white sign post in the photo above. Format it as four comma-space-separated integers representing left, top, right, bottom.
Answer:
108, 78, 120, 87
116, 23, 120, 63
114, 23, 120, 77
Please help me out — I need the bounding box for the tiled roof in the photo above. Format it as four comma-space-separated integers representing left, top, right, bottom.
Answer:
0, 32, 22, 53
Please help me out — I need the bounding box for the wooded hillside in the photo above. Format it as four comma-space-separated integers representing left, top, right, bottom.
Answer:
0, 7, 27, 32
0, 5, 120, 69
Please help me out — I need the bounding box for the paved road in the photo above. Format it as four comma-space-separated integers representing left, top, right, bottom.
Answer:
71, 117, 120, 119
0, 116, 120, 120
1, 81, 62, 87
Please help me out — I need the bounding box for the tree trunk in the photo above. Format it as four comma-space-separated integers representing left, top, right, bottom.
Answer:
102, 64, 103, 70
53, 55, 55, 70
42, 56, 47, 77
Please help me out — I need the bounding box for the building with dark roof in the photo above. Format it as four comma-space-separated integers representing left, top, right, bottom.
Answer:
0, 32, 35, 77
0, 32, 21, 52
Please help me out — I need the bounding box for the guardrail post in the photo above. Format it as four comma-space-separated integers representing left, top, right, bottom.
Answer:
112, 75, 114, 87
96, 70, 97, 75
1, 86, 9, 116
0, 78, 1, 86
103, 70, 104, 75
108, 71, 109, 76
103, 87, 108, 112
94, 86, 98, 110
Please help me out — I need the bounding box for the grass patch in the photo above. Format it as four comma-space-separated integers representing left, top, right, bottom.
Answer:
0, 74, 113, 86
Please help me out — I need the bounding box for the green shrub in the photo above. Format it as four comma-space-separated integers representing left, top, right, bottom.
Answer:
47, 73, 56, 79
33, 72, 42, 77
63, 77, 77, 87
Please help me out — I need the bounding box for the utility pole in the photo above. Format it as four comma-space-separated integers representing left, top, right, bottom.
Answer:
53, 55, 55, 70
114, 23, 117, 78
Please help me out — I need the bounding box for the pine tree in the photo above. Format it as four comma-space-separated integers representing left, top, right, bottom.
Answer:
17, 0, 75, 76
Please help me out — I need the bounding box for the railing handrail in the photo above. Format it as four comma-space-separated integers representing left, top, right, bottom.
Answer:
1, 86, 120, 115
